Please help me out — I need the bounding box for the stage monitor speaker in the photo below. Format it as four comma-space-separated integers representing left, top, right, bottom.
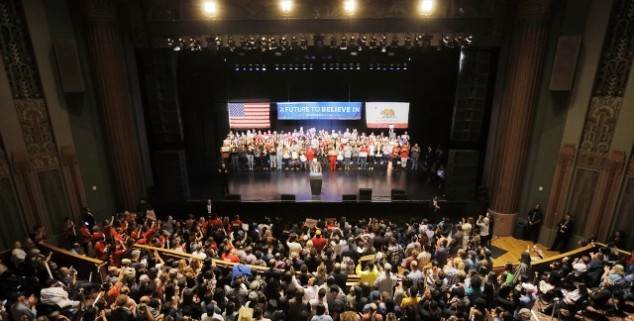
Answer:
53, 39, 85, 93
281, 194, 296, 201
392, 193, 409, 201
359, 188, 372, 201
225, 194, 241, 201
445, 149, 479, 201
342, 194, 357, 202
391, 189, 406, 197
549, 36, 582, 91
154, 150, 190, 202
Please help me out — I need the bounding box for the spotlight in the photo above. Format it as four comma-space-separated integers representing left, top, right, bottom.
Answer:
290, 35, 298, 49
173, 38, 183, 51
260, 36, 268, 52
269, 37, 278, 50
369, 36, 377, 49
203, 1, 218, 18
343, 0, 357, 15
419, 0, 434, 16
279, 0, 293, 14
340, 36, 348, 50
390, 35, 399, 48
188, 37, 201, 51
404, 34, 412, 49
300, 35, 308, 50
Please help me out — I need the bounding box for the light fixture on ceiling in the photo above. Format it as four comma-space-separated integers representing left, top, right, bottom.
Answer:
343, 0, 357, 15
279, 0, 293, 14
419, 0, 434, 16
202, 1, 218, 18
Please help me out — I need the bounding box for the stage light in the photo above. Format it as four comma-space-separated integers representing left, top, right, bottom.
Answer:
369, 36, 377, 49
228, 37, 236, 52
300, 35, 308, 50
188, 38, 201, 51
340, 36, 348, 50
280, 36, 288, 50
390, 35, 399, 48
290, 35, 298, 49
235, 64, 240, 71
279, 0, 293, 14
269, 37, 278, 50
202, 1, 218, 18
343, 0, 357, 15
260, 36, 268, 52
173, 38, 183, 51
419, 0, 434, 16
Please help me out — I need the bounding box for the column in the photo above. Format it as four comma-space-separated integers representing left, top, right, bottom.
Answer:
488, 0, 554, 236
79, 0, 144, 210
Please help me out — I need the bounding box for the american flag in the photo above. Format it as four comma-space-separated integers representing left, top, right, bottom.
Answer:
228, 102, 270, 129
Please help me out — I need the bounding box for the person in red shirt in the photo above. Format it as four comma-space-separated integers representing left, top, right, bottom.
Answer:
221, 248, 240, 263
400, 143, 410, 169
94, 237, 110, 261
307, 147, 315, 163
311, 229, 328, 254
328, 148, 337, 171
391, 144, 401, 168
91, 226, 105, 247
79, 223, 92, 255
359, 144, 369, 170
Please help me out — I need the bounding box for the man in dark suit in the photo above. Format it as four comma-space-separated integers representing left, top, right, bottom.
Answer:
550, 214, 574, 252
525, 204, 543, 244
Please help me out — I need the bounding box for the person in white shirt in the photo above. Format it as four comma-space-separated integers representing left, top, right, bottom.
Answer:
476, 214, 491, 247
374, 263, 398, 297
40, 279, 80, 310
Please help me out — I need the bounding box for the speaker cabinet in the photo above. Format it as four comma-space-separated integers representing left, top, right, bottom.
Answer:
281, 194, 296, 201
225, 194, 241, 201
154, 150, 189, 202
342, 194, 357, 202
392, 193, 409, 201
549, 36, 582, 91
359, 188, 372, 201
53, 39, 85, 93
445, 149, 479, 201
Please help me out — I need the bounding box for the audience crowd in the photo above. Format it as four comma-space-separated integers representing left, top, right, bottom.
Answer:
1, 208, 633, 321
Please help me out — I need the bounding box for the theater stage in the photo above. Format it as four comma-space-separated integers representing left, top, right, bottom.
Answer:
193, 165, 445, 202
159, 164, 488, 223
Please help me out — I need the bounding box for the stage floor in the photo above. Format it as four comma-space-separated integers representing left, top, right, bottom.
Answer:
191, 165, 444, 201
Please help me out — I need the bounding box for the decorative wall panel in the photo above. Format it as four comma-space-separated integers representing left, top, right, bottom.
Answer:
0, 177, 25, 249
579, 0, 634, 156
14, 99, 59, 169
0, 0, 59, 169
567, 169, 599, 230
0, 142, 9, 177
37, 169, 70, 240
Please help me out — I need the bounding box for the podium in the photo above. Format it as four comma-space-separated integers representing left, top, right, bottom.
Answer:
309, 173, 322, 197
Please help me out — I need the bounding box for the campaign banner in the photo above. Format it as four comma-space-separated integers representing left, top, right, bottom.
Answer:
365, 102, 410, 128
277, 102, 362, 120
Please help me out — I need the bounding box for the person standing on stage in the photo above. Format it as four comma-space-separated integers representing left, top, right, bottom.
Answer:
410, 143, 421, 170
218, 163, 230, 195
230, 144, 239, 171
524, 204, 543, 244
550, 214, 574, 252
